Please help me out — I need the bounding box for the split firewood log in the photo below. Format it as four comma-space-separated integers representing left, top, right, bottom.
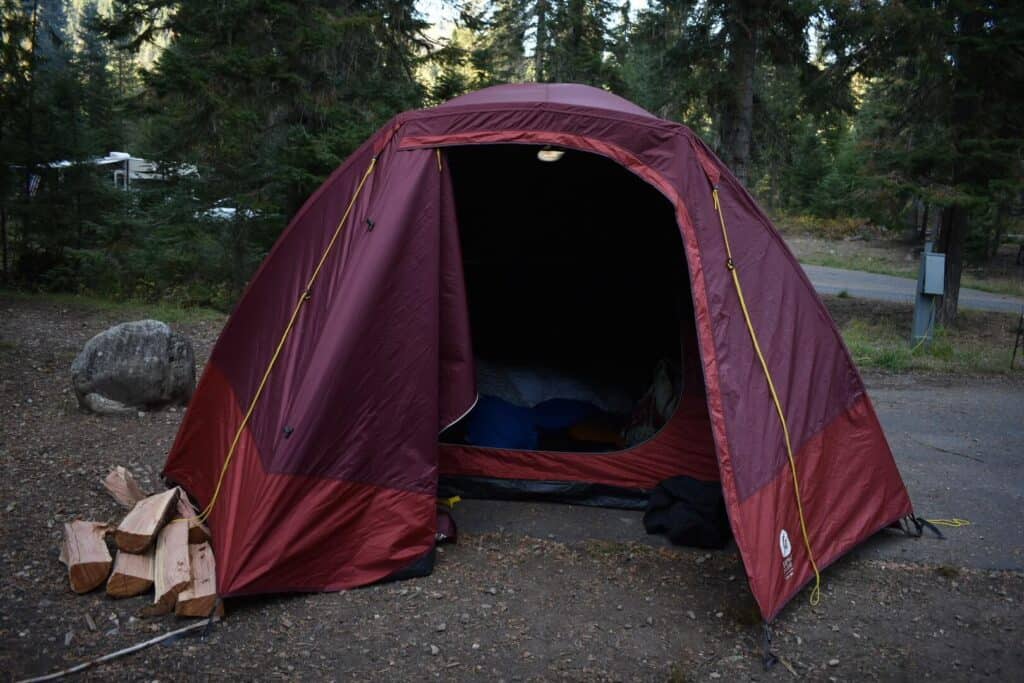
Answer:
175, 542, 222, 617
106, 548, 155, 598
114, 487, 179, 553
59, 521, 112, 594
102, 466, 148, 510
175, 494, 211, 545
142, 519, 191, 616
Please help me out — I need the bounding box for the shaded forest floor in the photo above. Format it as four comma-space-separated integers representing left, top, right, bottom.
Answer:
1, 294, 1023, 680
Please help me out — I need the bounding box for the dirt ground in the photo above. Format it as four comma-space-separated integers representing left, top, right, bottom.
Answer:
1, 295, 1022, 681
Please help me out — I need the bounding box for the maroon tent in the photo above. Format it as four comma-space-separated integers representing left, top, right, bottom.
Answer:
164, 83, 913, 620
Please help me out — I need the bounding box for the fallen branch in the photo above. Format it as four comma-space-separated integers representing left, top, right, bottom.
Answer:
16, 617, 219, 683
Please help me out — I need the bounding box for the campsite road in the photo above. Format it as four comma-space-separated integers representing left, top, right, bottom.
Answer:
457, 374, 1024, 573
802, 263, 1024, 314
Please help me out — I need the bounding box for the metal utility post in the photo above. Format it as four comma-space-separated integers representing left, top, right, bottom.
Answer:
912, 240, 946, 345
1013, 308, 1023, 370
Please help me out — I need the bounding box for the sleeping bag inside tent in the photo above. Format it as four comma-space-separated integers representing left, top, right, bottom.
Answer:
162, 83, 915, 621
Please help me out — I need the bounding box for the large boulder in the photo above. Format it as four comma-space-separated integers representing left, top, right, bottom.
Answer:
71, 320, 196, 415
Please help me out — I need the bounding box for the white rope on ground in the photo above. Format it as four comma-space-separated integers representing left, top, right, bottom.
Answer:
17, 617, 219, 682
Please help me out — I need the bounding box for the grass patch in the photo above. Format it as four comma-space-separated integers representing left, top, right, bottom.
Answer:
826, 296, 1019, 375
779, 218, 1024, 299
0, 288, 224, 325
773, 212, 870, 240
961, 272, 1024, 299
799, 248, 1024, 298
800, 252, 917, 279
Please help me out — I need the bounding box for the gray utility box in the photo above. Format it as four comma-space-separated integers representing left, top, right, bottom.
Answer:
923, 251, 946, 295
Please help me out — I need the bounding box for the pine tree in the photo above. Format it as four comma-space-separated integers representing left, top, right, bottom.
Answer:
544, 0, 615, 86
831, 0, 1024, 323
623, 0, 819, 186
0, 0, 36, 282
104, 0, 427, 298
469, 0, 530, 85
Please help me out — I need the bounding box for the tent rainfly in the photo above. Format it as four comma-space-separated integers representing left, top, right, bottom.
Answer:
164, 83, 914, 621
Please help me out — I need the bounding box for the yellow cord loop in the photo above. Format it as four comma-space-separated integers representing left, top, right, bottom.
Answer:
182, 157, 378, 525
711, 187, 823, 606
926, 518, 971, 528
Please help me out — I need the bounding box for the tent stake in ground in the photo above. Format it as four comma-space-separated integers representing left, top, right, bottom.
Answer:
163, 83, 915, 622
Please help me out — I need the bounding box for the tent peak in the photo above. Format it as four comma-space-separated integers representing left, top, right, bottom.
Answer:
436, 83, 657, 120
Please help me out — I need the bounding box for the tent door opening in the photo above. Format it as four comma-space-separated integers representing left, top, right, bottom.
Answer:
438, 144, 717, 499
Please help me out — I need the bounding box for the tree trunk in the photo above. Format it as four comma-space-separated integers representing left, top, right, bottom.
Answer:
24, 1, 40, 203
720, 14, 758, 187
936, 205, 966, 326
534, 0, 548, 81
1, 205, 8, 284
936, 7, 985, 327
988, 205, 1006, 261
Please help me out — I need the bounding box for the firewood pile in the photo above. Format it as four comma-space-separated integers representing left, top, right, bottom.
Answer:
58, 466, 222, 618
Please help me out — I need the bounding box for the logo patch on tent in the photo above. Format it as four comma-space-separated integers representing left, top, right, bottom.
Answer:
779, 529, 792, 558
779, 529, 795, 580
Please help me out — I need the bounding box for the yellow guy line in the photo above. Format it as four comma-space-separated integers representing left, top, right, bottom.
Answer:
926, 518, 971, 528
183, 157, 378, 525
712, 187, 823, 606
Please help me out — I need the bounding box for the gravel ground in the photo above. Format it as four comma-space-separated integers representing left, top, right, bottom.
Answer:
1, 295, 1022, 681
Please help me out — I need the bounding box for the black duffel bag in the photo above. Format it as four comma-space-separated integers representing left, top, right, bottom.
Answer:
643, 476, 732, 549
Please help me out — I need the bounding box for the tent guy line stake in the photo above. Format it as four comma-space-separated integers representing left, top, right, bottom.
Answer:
711, 185, 822, 606
17, 617, 220, 682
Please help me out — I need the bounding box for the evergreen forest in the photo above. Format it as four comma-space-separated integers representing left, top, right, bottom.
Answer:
1, 0, 1021, 322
